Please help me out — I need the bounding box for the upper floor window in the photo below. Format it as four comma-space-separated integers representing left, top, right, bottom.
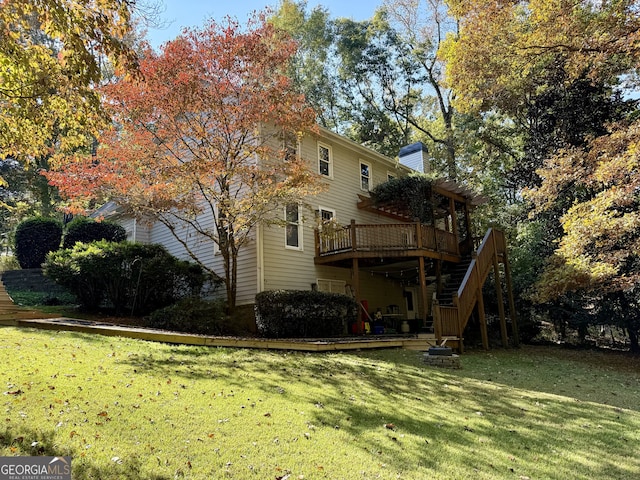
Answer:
318, 143, 332, 177
285, 203, 302, 249
360, 161, 371, 191
387, 172, 396, 181
282, 130, 298, 161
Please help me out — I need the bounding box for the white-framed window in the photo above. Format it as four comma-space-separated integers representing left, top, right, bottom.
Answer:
360, 161, 372, 191
282, 129, 298, 162
318, 207, 335, 224
316, 278, 346, 294
318, 143, 332, 177
285, 203, 303, 249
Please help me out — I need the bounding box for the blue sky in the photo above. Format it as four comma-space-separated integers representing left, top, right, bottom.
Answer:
146, 0, 382, 48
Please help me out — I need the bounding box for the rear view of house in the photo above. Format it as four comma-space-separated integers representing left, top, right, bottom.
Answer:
98, 127, 518, 350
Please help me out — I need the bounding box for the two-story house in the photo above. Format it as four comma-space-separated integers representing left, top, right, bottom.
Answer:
96, 126, 518, 351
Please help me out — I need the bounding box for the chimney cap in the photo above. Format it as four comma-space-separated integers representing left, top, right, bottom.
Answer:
399, 142, 428, 158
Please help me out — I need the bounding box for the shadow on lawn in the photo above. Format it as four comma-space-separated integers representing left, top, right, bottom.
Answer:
283, 351, 637, 479
353, 345, 640, 411
0, 426, 170, 480
110, 344, 639, 478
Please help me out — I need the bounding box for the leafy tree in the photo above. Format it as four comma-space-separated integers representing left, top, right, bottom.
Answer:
443, 0, 640, 347
270, 1, 341, 131
273, 1, 468, 177
0, 0, 139, 164
47, 14, 323, 312
442, 0, 640, 116
529, 119, 640, 300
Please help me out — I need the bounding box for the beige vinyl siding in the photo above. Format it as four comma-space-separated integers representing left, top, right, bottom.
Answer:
119, 217, 138, 242
119, 217, 151, 244
149, 211, 258, 306
260, 128, 414, 316
133, 220, 151, 244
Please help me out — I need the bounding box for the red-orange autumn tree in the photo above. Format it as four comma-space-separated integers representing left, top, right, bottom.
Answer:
47, 14, 322, 312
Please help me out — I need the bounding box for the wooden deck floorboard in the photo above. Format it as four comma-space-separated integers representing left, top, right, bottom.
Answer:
1, 317, 447, 352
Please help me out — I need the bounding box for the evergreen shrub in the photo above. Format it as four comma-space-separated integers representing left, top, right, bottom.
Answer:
62, 217, 126, 249
255, 290, 357, 338
44, 241, 210, 314
14, 217, 63, 268
146, 297, 236, 335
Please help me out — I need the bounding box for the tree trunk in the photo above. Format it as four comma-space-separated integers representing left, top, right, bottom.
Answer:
627, 327, 640, 353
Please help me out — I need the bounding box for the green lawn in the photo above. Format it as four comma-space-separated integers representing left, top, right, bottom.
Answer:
1, 327, 638, 479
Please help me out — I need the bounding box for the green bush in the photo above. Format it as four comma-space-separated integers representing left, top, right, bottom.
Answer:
0, 255, 19, 272
14, 217, 62, 268
62, 217, 126, 249
44, 241, 211, 314
255, 290, 357, 338
146, 297, 236, 335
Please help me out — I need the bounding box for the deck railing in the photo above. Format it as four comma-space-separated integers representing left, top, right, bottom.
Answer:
433, 228, 507, 343
316, 221, 459, 257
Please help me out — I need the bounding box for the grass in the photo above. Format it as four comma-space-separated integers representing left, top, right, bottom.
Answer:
4, 287, 145, 325
0, 327, 639, 479
8, 290, 76, 308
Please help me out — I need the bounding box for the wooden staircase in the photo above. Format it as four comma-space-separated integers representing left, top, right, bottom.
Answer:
432, 228, 519, 352
438, 254, 473, 306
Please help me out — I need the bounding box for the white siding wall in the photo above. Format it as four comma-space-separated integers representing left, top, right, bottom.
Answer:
148, 211, 257, 306
106, 127, 414, 312
260, 129, 414, 317
120, 217, 151, 244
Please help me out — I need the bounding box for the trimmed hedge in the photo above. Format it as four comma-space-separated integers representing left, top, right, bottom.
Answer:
255, 290, 357, 338
62, 217, 126, 249
44, 241, 212, 314
146, 297, 237, 336
14, 217, 63, 268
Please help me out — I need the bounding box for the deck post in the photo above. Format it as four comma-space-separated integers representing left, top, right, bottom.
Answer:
492, 234, 508, 347
502, 249, 520, 346
475, 256, 489, 349
449, 197, 459, 255
493, 258, 508, 348
419, 256, 435, 339
352, 257, 362, 334
349, 219, 357, 251
477, 291, 489, 350
453, 293, 464, 354
432, 295, 441, 340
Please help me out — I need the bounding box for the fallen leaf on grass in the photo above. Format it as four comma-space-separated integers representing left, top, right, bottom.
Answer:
4, 389, 23, 395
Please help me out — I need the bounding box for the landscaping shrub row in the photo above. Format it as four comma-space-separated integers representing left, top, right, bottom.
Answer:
13, 216, 126, 269
145, 297, 237, 335
255, 290, 357, 338
45, 241, 211, 315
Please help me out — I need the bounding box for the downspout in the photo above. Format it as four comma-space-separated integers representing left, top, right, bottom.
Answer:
256, 224, 264, 293
132, 218, 137, 242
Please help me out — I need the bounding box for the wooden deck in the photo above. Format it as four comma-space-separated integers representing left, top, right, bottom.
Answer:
0, 274, 461, 353
315, 222, 461, 265
0, 317, 456, 352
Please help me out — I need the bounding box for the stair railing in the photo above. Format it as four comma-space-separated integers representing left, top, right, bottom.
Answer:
433, 228, 507, 342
